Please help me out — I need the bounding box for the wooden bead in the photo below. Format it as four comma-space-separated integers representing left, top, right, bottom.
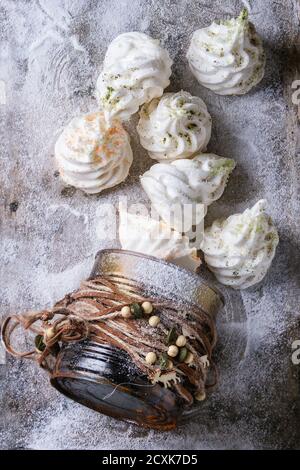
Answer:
145, 352, 157, 365
167, 345, 179, 358
121, 306, 131, 318
176, 335, 187, 347
142, 301, 153, 314
195, 391, 206, 401
184, 351, 194, 364
148, 315, 160, 327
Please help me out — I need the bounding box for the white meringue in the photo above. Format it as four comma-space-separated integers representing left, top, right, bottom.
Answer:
140, 153, 235, 232
119, 211, 200, 271
55, 112, 133, 194
187, 9, 265, 95
201, 200, 279, 289
96, 32, 172, 122
137, 91, 212, 161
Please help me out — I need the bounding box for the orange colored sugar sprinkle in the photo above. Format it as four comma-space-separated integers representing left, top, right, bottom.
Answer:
85, 113, 98, 122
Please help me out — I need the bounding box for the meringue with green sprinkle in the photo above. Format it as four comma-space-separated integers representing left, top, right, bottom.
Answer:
187, 9, 265, 95
96, 32, 172, 122
137, 91, 212, 161
140, 153, 235, 232
201, 200, 279, 289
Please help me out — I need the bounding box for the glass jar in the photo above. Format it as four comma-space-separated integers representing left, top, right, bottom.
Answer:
50, 249, 224, 430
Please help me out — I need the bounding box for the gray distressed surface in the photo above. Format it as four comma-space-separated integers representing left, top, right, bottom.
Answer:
0, 0, 300, 450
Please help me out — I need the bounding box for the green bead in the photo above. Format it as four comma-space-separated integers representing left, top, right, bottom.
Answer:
130, 302, 144, 319
178, 347, 188, 362
166, 326, 177, 345
158, 353, 169, 370
35, 334, 46, 352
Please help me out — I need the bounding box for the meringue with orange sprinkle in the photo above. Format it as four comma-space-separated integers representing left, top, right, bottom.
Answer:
55, 112, 133, 194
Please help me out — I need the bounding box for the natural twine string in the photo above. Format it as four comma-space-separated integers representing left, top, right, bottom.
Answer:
1, 275, 217, 405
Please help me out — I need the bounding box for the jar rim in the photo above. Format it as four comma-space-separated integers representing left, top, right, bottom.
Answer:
91, 248, 225, 316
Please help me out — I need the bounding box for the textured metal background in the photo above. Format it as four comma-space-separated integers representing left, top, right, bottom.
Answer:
0, 0, 299, 449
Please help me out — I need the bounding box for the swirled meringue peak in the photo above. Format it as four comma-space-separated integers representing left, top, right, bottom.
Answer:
119, 210, 200, 271
55, 112, 133, 194
96, 32, 172, 122
202, 200, 279, 289
137, 91, 212, 161
140, 153, 235, 232
187, 9, 265, 95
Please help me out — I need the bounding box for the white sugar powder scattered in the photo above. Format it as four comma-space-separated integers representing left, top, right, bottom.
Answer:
0, 0, 299, 450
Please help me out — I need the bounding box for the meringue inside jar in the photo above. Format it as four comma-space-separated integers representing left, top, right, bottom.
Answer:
50, 249, 224, 430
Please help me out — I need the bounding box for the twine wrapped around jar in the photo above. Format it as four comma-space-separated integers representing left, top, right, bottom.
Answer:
1, 249, 224, 430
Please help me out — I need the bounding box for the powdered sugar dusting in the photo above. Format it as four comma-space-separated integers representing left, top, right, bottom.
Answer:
0, 0, 299, 450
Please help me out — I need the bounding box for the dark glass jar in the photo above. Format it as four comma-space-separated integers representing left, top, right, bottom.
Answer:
50, 249, 224, 430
